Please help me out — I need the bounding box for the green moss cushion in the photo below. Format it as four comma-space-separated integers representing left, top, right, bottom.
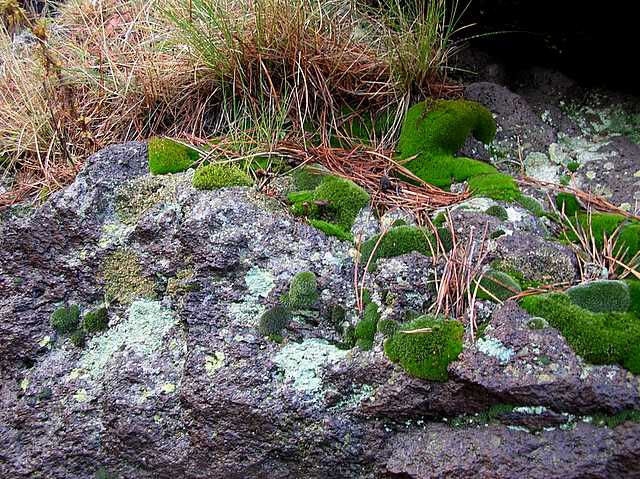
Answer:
286, 271, 318, 309
476, 270, 522, 302
566, 280, 631, 313
148, 138, 199, 175
467, 173, 520, 201
520, 293, 640, 373
384, 315, 464, 381
192, 163, 253, 190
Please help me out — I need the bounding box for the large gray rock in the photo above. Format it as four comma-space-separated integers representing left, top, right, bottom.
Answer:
1, 143, 639, 478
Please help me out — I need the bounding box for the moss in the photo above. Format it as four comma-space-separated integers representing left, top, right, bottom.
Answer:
485, 205, 508, 221
590, 409, 640, 428
70, 329, 86, 348
289, 176, 369, 240
292, 165, 326, 191
377, 319, 399, 337
193, 163, 253, 190
627, 280, 640, 317
618, 224, 640, 261
50, 305, 80, 334
520, 293, 640, 373
476, 270, 522, 302
384, 315, 463, 381
148, 137, 199, 175
258, 306, 291, 338
527, 317, 548, 330
564, 213, 639, 261
433, 212, 446, 227
567, 161, 580, 172
102, 249, 156, 304
566, 280, 631, 313
490, 229, 506, 239
555, 193, 581, 216
83, 307, 109, 333
398, 99, 497, 188
355, 302, 380, 350
467, 173, 520, 201
360, 225, 444, 270
517, 195, 545, 217
286, 271, 318, 309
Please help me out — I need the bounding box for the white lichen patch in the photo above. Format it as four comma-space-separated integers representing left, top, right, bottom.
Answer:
505, 206, 525, 223
160, 383, 176, 394
80, 299, 177, 379
274, 339, 348, 396
98, 221, 133, 249
451, 197, 496, 213
524, 152, 558, 183
476, 336, 515, 364
73, 388, 90, 402
245, 266, 275, 298
513, 406, 547, 415
331, 384, 376, 410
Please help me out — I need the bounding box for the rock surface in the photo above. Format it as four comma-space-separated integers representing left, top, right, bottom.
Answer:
1, 140, 640, 478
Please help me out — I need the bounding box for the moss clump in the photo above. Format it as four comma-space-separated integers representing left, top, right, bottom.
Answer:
517, 195, 545, 217
192, 163, 253, 190
360, 225, 444, 271
148, 138, 199, 175
520, 293, 640, 373
384, 315, 463, 381
70, 329, 87, 348
286, 271, 318, 309
377, 318, 399, 337
555, 193, 581, 216
467, 173, 520, 201
50, 305, 80, 334
292, 165, 326, 191
258, 305, 291, 339
476, 270, 522, 302
83, 307, 109, 333
398, 99, 497, 188
485, 205, 508, 221
490, 229, 506, 239
567, 161, 580, 173
627, 280, 640, 317
567, 280, 631, 313
289, 176, 369, 240
102, 249, 156, 304
590, 409, 640, 428
355, 301, 380, 350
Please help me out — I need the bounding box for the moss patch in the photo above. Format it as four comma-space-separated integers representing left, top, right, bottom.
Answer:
355, 301, 380, 351
83, 307, 109, 333
383, 315, 463, 381
258, 306, 291, 340
476, 270, 522, 302
148, 137, 199, 175
285, 271, 318, 310
50, 305, 80, 334
289, 176, 369, 240
193, 163, 253, 190
555, 193, 581, 216
102, 249, 156, 304
520, 292, 640, 373
467, 173, 520, 201
485, 205, 508, 221
567, 280, 631, 313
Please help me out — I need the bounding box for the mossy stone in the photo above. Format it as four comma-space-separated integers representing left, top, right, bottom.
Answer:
148, 138, 199, 175
192, 163, 253, 190
286, 271, 318, 309
567, 280, 631, 313
384, 315, 464, 381
520, 293, 640, 373
50, 305, 80, 334
102, 249, 155, 304
292, 164, 326, 191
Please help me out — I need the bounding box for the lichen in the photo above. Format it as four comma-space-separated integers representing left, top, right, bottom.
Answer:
204, 351, 225, 376
274, 339, 348, 396
114, 175, 180, 225
102, 249, 156, 304
80, 299, 177, 379
476, 336, 515, 364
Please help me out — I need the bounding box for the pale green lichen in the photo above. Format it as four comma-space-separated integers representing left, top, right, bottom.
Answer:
228, 266, 275, 324
98, 222, 133, 249
205, 351, 225, 375
331, 384, 376, 410
102, 249, 156, 304
160, 383, 176, 394
245, 266, 275, 298
274, 339, 348, 396
115, 175, 180, 225
73, 388, 89, 402
80, 299, 177, 379
476, 336, 515, 364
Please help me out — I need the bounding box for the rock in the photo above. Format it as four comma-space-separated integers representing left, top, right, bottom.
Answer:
1, 143, 639, 478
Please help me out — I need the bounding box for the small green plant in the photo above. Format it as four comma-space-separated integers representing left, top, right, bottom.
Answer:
192, 162, 253, 190
285, 271, 318, 309
567, 161, 580, 172
83, 307, 109, 333
566, 280, 631, 313
50, 305, 80, 334
520, 293, 640, 373
355, 301, 380, 350
476, 270, 522, 302
309, 219, 353, 241
148, 138, 199, 175
384, 315, 463, 381
485, 205, 508, 221
258, 305, 291, 340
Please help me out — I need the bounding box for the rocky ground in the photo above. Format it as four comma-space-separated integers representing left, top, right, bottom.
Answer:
1, 63, 640, 478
